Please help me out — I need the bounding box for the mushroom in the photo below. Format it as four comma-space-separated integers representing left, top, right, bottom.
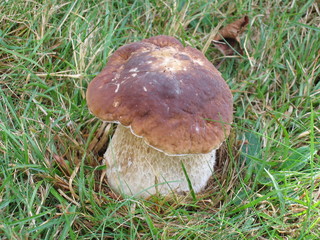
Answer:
86, 35, 233, 198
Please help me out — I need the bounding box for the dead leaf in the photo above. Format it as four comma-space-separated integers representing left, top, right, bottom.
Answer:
213, 16, 249, 56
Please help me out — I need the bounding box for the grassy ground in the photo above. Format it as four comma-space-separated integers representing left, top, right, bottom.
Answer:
1, 0, 319, 239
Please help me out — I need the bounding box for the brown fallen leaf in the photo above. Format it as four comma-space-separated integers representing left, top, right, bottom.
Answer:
213, 16, 249, 56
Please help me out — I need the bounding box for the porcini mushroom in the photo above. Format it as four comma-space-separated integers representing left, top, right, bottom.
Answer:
86, 35, 233, 198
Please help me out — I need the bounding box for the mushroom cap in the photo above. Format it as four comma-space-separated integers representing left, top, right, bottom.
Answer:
86, 35, 233, 155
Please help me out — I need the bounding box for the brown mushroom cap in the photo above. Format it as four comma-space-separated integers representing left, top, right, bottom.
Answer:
86, 35, 233, 155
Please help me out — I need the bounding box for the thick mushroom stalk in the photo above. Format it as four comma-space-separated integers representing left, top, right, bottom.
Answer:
105, 125, 216, 198
86, 35, 233, 198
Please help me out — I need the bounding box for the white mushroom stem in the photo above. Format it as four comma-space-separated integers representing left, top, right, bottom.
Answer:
104, 125, 216, 198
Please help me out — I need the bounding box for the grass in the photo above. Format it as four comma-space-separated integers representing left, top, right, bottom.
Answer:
0, 0, 319, 239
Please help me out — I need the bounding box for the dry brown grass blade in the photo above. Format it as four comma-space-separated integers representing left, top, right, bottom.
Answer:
213, 16, 249, 56
53, 154, 71, 177
88, 122, 112, 157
